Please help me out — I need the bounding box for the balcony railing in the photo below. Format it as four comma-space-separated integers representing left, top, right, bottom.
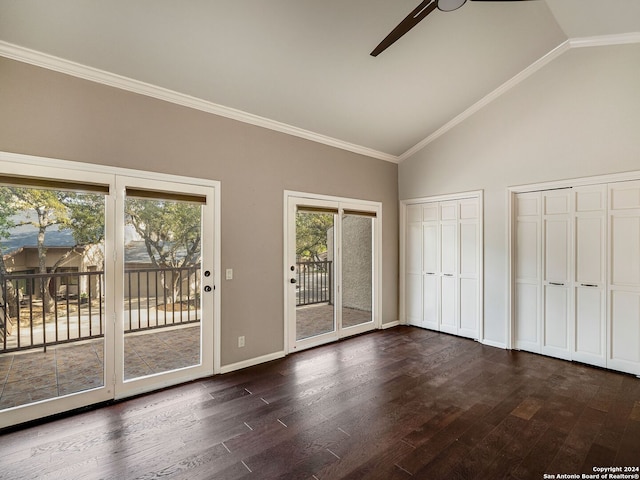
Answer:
0, 266, 200, 353
296, 260, 332, 307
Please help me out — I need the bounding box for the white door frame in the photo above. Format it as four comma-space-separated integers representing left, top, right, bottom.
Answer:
284, 191, 382, 354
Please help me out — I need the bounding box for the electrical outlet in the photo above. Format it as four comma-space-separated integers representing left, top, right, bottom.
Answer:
238, 335, 245, 348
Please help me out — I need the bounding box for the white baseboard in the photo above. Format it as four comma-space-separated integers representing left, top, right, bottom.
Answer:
381, 321, 400, 329
481, 339, 507, 350
219, 351, 286, 374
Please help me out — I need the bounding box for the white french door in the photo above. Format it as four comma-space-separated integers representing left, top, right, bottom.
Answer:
285, 192, 381, 353
0, 154, 219, 428
114, 176, 216, 399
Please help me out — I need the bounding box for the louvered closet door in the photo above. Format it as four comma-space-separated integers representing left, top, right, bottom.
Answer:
514, 192, 542, 353
439, 201, 458, 335
573, 185, 607, 367
541, 190, 572, 360
608, 180, 640, 375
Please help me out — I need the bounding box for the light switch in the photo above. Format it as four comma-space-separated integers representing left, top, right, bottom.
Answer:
226, 268, 233, 280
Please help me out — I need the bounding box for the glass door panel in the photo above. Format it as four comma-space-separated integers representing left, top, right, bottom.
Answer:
341, 213, 374, 329
0, 167, 113, 429
287, 193, 380, 353
116, 176, 215, 398
295, 209, 336, 341
123, 192, 202, 380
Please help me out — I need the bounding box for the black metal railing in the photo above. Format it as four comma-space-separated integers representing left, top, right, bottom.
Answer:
0, 266, 201, 353
124, 266, 201, 333
296, 260, 332, 306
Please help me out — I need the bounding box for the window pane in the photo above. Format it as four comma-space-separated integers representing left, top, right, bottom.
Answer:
341, 214, 373, 328
123, 196, 202, 380
0, 186, 106, 410
295, 211, 335, 340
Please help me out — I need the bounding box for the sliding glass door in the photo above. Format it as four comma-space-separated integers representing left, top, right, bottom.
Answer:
286, 193, 381, 353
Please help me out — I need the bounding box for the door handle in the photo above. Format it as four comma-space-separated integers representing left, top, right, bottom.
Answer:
549, 282, 564, 286
290, 278, 297, 284
443, 273, 454, 277
581, 283, 598, 287
204, 285, 212, 292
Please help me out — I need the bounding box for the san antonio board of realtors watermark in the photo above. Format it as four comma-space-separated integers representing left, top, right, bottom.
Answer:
543, 467, 640, 479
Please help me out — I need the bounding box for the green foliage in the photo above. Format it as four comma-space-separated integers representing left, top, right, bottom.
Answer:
0, 187, 105, 247
125, 198, 201, 268
64, 193, 105, 245
0, 185, 200, 270
0, 188, 17, 241
295, 212, 333, 261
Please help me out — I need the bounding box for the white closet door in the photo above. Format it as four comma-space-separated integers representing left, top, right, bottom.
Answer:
573, 185, 607, 367
439, 201, 458, 334
459, 198, 479, 339
406, 206, 423, 327
422, 204, 440, 330
542, 190, 572, 360
514, 192, 542, 353
608, 181, 640, 375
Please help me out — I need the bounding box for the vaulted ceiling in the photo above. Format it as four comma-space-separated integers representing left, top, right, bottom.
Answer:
0, 0, 639, 162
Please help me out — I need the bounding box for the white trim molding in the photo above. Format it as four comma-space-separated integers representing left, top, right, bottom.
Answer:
0, 41, 398, 165
2, 32, 638, 166
219, 351, 286, 375
398, 32, 640, 161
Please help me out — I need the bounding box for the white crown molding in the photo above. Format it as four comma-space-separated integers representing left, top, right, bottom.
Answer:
3, 32, 638, 166
569, 31, 640, 48
0, 41, 399, 164
398, 32, 640, 162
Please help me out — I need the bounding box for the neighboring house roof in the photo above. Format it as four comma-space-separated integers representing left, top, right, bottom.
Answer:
1, 214, 196, 265
0, 213, 151, 262
0, 217, 75, 255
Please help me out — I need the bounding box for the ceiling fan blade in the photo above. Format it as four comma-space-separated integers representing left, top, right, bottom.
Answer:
370, 0, 438, 57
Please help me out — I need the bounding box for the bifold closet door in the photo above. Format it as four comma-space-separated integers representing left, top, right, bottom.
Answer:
573, 185, 607, 367
514, 182, 638, 375
541, 190, 572, 360
439, 201, 458, 335
608, 180, 640, 375
405, 195, 481, 340
405, 205, 423, 327
514, 192, 542, 353
459, 198, 480, 339
422, 204, 439, 330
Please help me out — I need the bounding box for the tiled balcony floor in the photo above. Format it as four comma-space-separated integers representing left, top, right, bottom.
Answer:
296, 304, 372, 340
0, 305, 371, 412
0, 325, 200, 410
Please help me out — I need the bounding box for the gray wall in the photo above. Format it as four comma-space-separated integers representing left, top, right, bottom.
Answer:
0, 57, 399, 367
399, 43, 640, 346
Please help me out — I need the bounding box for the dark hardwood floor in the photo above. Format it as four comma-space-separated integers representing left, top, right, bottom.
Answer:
1, 326, 639, 479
